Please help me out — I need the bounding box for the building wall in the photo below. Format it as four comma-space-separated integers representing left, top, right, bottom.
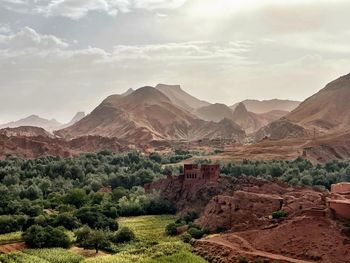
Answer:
328, 200, 350, 220
331, 183, 350, 193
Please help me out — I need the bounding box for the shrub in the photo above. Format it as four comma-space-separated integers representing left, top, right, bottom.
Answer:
272, 211, 288, 219
53, 212, 80, 230
180, 232, 192, 243
183, 211, 198, 223
239, 257, 249, 263
165, 223, 178, 236
187, 227, 205, 239
75, 227, 110, 253
112, 227, 135, 243
23, 225, 71, 248
0, 215, 28, 234
216, 226, 227, 233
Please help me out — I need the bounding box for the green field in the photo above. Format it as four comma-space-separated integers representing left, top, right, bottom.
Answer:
0, 215, 206, 263
0, 233, 22, 245
84, 215, 206, 263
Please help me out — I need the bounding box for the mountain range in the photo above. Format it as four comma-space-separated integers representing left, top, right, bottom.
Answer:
1, 73, 350, 161
0, 112, 86, 132
55, 86, 245, 143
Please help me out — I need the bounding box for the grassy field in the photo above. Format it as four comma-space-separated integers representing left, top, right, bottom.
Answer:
0, 215, 206, 263
84, 215, 207, 263
0, 232, 22, 245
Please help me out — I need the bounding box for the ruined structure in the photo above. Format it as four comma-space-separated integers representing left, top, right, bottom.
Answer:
328, 182, 350, 220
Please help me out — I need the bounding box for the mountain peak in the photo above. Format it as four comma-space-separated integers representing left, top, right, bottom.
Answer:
121, 88, 135, 96
323, 72, 350, 92
156, 84, 182, 91
233, 102, 248, 117
130, 86, 171, 103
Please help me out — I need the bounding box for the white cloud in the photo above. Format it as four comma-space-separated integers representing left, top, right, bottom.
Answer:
0, 0, 188, 19
0, 27, 69, 50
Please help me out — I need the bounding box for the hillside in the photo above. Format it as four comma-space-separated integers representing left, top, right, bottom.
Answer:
0, 115, 62, 132
0, 126, 53, 138
155, 84, 210, 111
286, 73, 350, 133
194, 103, 234, 122
231, 99, 300, 113
0, 135, 128, 159
55, 87, 245, 143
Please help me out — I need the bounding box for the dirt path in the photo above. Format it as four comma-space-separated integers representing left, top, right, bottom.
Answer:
198, 235, 315, 263
0, 242, 27, 253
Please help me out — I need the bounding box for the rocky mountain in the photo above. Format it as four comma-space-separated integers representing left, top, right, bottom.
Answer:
55, 86, 245, 143
0, 126, 54, 138
0, 115, 62, 132
155, 84, 210, 111
286, 73, 350, 133
254, 119, 308, 142
194, 103, 234, 122
231, 99, 300, 114
254, 73, 350, 141
231, 103, 268, 134
0, 135, 128, 159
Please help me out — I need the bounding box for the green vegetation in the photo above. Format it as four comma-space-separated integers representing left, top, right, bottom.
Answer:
24, 248, 84, 263
221, 157, 350, 189
82, 215, 206, 263
0, 252, 49, 263
165, 211, 208, 240
272, 211, 288, 219
0, 232, 22, 245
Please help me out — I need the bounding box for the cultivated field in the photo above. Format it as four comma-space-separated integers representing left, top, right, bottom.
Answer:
0, 215, 207, 263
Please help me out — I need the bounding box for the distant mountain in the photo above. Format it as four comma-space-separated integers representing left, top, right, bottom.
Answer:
68, 112, 86, 125
286, 73, 350, 133
121, 88, 135, 96
59, 112, 86, 129
55, 86, 245, 143
231, 99, 300, 114
194, 103, 234, 122
0, 115, 62, 132
231, 103, 265, 134
155, 84, 210, 111
254, 73, 350, 141
0, 126, 53, 138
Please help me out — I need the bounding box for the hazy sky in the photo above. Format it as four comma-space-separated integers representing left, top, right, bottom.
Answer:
1, 0, 350, 123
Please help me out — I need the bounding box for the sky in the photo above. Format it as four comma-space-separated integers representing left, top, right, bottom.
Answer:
0, 0, 350, 123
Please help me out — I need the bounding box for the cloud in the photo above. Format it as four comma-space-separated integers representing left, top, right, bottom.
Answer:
0, 27, 69, 50
0, 0, 188, 19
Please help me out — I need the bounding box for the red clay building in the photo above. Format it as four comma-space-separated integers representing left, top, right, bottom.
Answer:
144, 164, 220, 192
182, 164, 220, 184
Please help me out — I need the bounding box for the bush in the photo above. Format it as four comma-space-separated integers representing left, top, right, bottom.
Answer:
187, 227, 205, 239
53, 213, 80, 230
165, 223, 178, 236
216, 226, 227, 233
75, 226, 110, 253
0, 215, 28, 234
239, 257, 249, 263
272, 211, 288, 219
112, 227, 135, 243
180, 232, 192, 243
23, 225, 71, 248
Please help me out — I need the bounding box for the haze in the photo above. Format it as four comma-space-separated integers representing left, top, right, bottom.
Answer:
1, 0, 350, 123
